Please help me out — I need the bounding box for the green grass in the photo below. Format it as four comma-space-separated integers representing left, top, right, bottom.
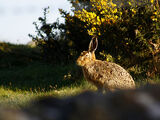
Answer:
0, 42, 96, 108
0, 42, 41, 68
0, 82, 96, 108
0, 63, 77, 90
0, 61, 95, 92
0, 42, 159, 108
0, 60, 96, 108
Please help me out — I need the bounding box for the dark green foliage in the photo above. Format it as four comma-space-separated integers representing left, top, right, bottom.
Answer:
0, 43, 84, 91
29, 8, 71, 64
0, 42, 41, 68
65, 1, 160, 77
68, 0, 91, 11
60, 9, 91, 52
0, 62, 83, 91
29, 1, 160, 77
99, 5, 156, 64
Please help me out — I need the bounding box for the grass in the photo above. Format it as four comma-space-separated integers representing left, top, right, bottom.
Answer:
0, 61, 96, 108
0, 42, 96, 108
0, 81, 95, 108
0, 42, 41, 68
0, 42, 159, 108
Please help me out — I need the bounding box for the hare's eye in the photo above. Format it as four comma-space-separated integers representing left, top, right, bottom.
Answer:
85, 54, 89, 57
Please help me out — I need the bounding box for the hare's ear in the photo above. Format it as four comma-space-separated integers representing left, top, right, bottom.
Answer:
88, 37, 98, 52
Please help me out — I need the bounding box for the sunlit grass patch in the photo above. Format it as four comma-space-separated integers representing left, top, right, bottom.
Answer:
0, 80, 96, 108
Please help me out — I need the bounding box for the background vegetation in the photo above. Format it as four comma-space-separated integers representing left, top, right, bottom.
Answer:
0, 0, 160, 107
30, 0, 160, 77
0, 42, 95, 108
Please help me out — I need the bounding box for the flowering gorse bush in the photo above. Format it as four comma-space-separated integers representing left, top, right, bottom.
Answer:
74, 0, 160, 36
75, 0, 119, 35
64, 0, 160, 76
30, 0, 160, 76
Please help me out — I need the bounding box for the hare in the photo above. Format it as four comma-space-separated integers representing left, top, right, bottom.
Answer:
76, 37, 135, 91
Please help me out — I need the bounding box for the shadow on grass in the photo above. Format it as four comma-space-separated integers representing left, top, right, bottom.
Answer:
0, 63, 81, 91
130, 70, 160, 88
0, 42, 84, 92
0, 62, 84, 92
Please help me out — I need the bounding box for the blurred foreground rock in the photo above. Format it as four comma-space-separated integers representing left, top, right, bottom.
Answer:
1, 84, 160, 120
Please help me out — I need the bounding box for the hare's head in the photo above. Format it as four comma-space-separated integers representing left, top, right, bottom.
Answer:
77, 37, 98, 66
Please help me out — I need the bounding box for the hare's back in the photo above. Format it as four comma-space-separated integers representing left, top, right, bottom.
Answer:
85, 60, 135, 89
103, 61, 135, 88
90, 61, 131, 78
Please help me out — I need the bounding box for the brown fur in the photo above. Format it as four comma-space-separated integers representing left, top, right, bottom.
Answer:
77, 38, 135, 91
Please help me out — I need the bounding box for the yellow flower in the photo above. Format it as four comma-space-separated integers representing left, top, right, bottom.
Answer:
153, 18, 158, 21
106, 57, 109, 61
128, 2, 132, 6
101, 18, 105, 22
150, 0, 154, 4
131, 9, 136, 14
74, 0, 120, 35
120, 12, 122, 16
115, 15, 118, 19
100, 11, 105, 14
110, 2, 117, 7
151, 16, 157, 21
153, 11, 157, 15
91, 27, 96, 31
112, 8, 117, 13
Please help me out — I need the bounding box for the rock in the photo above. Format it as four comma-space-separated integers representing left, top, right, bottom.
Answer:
1, 84, 160, 120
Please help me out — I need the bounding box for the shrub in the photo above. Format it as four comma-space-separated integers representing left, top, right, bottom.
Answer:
64, 0, 160, 76
30, 1, 160, 77
29, 8, 72, 64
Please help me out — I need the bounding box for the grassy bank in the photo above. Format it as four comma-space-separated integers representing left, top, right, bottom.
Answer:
0, 42, 159, 108
0, 61, 96, 108
0, 42, 96, 107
